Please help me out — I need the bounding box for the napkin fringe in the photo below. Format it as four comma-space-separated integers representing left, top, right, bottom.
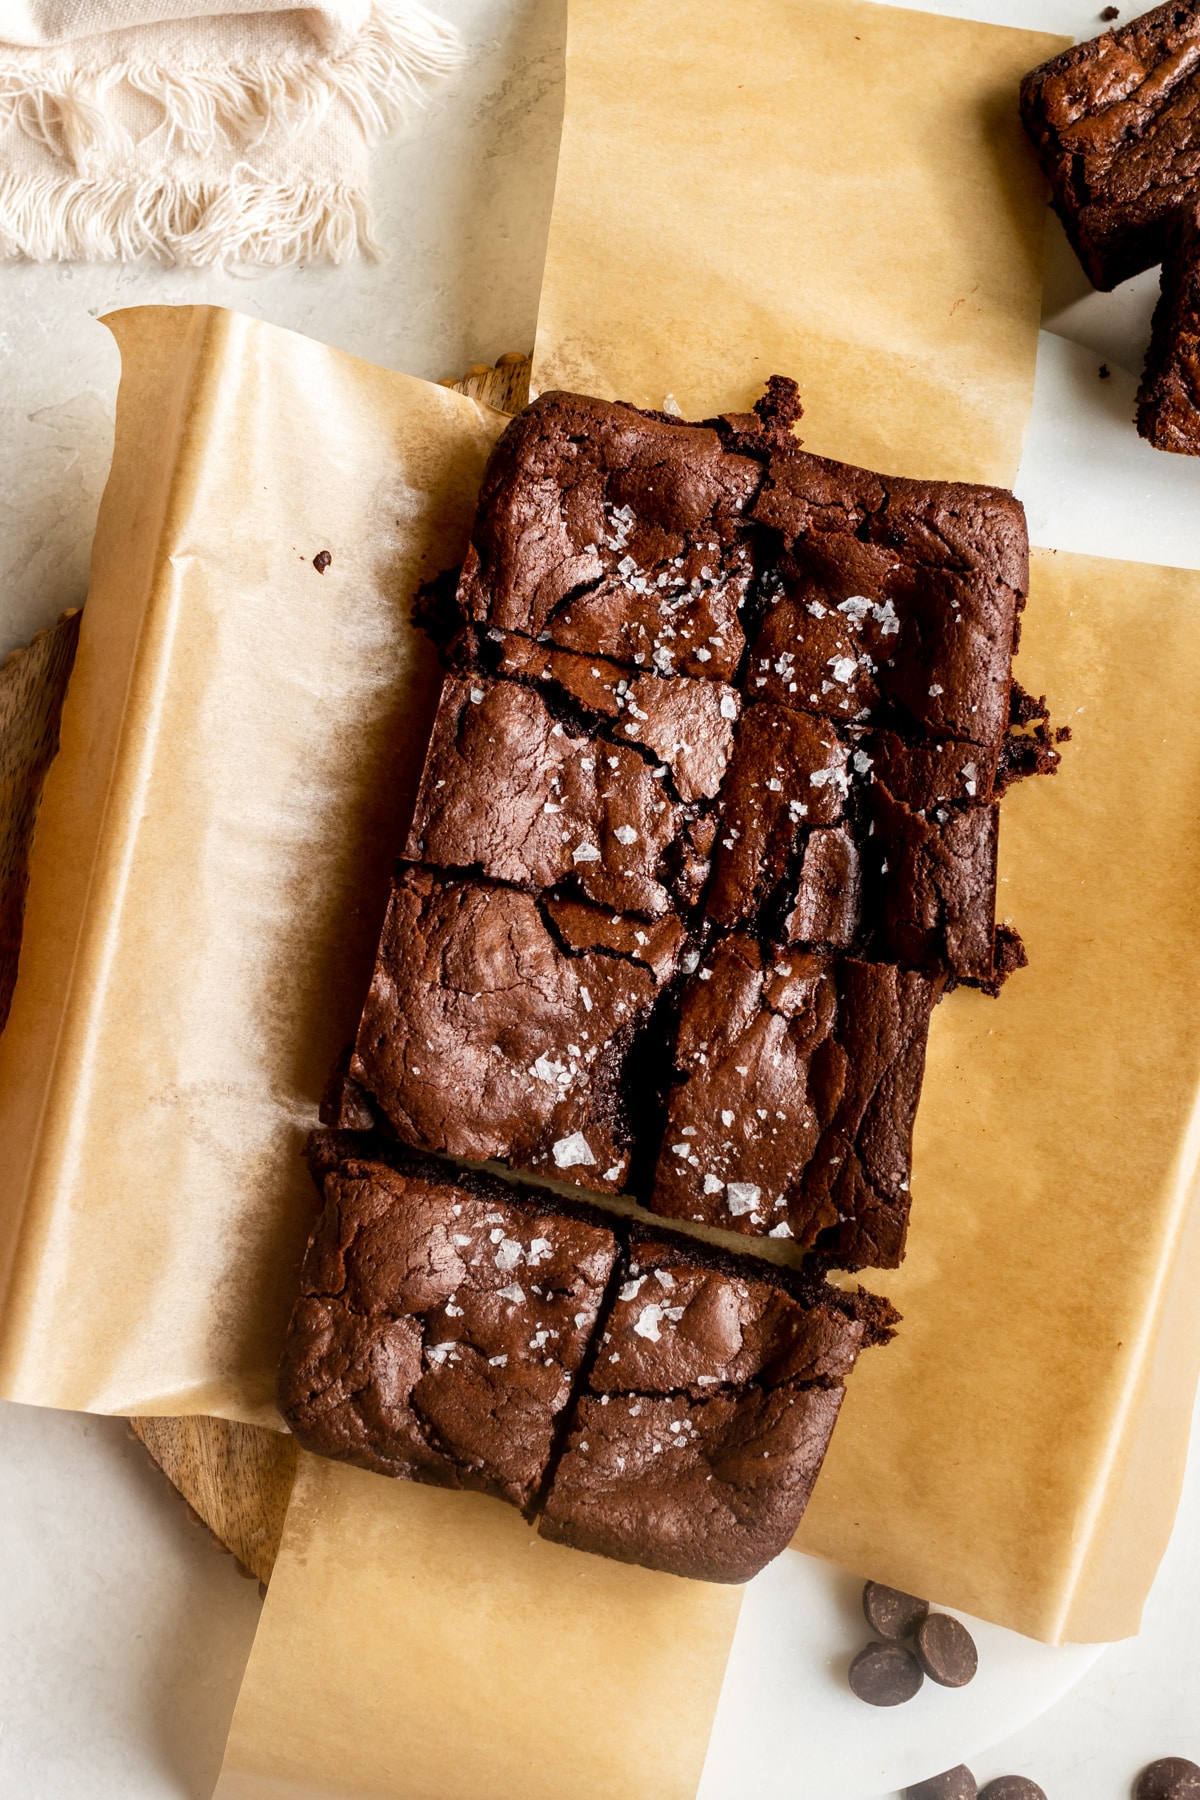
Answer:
0, 0, 462, 168
0, 167, 381, 264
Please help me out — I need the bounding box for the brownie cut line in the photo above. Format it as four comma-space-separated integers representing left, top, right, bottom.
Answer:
1020, 1, 1200, 452
279, 1138, 896, 1581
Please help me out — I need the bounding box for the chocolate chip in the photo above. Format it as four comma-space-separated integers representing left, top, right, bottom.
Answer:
914, 1612, 978, 1687
863, 1580, 930, 1641
907, 1767, 978, 1800
313, 550, 332, 573
979, 1781, 1048, 1800
848, 1641, 923, 1706
1136, 1760, 1200, 1800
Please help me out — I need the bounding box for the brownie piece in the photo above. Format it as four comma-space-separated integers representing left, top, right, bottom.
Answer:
707, 711, 997, 980
404, 673, 709, 917
804, 958, 946, 1269
705, 703, 850, 929
350, 867, 680, 1193
648, 938, 942, 1265
278, 1142, 619, 1512
1019, 2, 1200, 292
1137, 203, 1200, 451
785, 827, 862, 949
487, 630, 741, 803
747, 448, 1028, 780
538, 1231, 891, 1582
456, 391, 762, 679
851, 731, 999, 982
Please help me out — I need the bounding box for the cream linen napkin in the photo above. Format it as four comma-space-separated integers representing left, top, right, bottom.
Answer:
0, 0, 461, 264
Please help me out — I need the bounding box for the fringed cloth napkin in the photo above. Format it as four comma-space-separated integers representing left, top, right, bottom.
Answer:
0, 0, 462, 264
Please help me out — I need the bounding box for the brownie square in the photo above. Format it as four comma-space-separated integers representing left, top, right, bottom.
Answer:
456, 392, 762, 679
405, 673, 702, 918
859, 746, 998, 982
747, 447, 1027, 779
487, 630, 741, 803
1020, 2, 1200, 293
648, 937, 942, 1265
350, 867, 680, 1193
538, 1232, 887, 1582
278, 1141, 619, 1512
704, 703, 851, 930
706, 708, 998, 980
1137, 203, 1200, 452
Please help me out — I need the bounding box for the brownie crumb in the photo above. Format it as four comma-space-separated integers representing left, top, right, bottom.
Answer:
1100, 5, 1119, 18
313, 550, 332, 574
411, 565, 465, 653
753, 373, 805, 437
1099, 363, 1111, 379
995, 681, 1067, 793
970, 923, 1028, 999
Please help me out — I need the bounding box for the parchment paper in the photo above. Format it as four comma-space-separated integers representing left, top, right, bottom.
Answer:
4, 310, 1200, 1660
213, 1453, 741, 1800
0, 303, 505, 1423
532, 0, 1065, 486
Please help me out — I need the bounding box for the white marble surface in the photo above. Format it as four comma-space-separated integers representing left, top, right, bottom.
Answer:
3, 0, 1200, 1795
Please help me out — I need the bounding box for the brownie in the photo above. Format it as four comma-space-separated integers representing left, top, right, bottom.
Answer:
746, 448, 1028, 779
456, 391, 762, 679
1137, 203, 1200, 451
345, 381, 1039, 1272
404, 673, 704, 917
278, 1142, 619, 1512
704, 703, 850, 929
804, 958, 946, 1269
854, 732, 999, 982
1019, 2, 1200, 292
538, 1231, 891, 1582
648, 936, 942, 1265
708, 711, 997, 979
487, 630, 741, 803
350, 867, 680, 1193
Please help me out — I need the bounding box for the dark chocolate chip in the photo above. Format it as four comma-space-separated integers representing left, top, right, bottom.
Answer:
848, 1641, 924, 1706
915, 1612, 978, 1688
313, 550, 332, 573
863, 1580, 930, 1641
1136, 1760, 1200, 1800
907, 1770, 978, 1800
979, 1781, 1048, 1800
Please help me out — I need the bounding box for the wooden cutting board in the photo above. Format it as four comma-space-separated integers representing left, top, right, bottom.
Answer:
1, 353, 531, 1588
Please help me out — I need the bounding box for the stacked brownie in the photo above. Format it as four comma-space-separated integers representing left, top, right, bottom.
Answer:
282, 378, 1043, 1581
1020, 0, 1200, 453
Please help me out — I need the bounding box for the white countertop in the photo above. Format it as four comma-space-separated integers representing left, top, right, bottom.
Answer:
3, 1, 1200, 1794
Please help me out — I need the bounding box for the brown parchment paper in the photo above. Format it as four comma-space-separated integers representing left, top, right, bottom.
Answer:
5, 309, 1200, 1651
532, 0, 1065, 486
794, 547, 1200, 1644
0, 304, 506, 1424
213, 1453, 741, 1800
